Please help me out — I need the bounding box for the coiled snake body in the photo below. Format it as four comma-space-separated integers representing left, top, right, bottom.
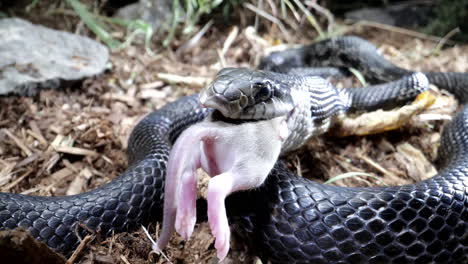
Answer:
0, 36, 467, 263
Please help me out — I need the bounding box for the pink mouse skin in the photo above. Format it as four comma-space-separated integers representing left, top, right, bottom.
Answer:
154, 113, 288, 261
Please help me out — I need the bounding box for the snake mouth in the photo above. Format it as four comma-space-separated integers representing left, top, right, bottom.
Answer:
287, 106, 296, 119
199, 91, 242, 118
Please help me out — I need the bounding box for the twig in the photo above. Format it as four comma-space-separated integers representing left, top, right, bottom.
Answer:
28, 121, 47, 146
21, 186, 43, 195
293, 155, 302, 177
3, 129, 32, 156
176, 20, 214, 54
221, 26, 239, 56
156, 73, 211, 87
266, 0, 278, 17
120, 255, 131, 264
217, 26, 239, 68
356, 153, 398, 179
254, 0, 262, 30
13, 152, 40, 169
53, 145, 98, 157
356, 152, 411, 186
108, 231, 115, 255
44, 153, 61, 173
0, 161, 15, 186
351, 21, 459, 45
432, 27, 461, 55
272, 1, 302, 32
0, 168, 33, 192
141, 225, 173, 264
333, 156, 374, 186
291, 0, 324, 38
216, 49, 227, 69
49, 166, 75, 181
66, 235, 93, 264
243, 2, 292, 41
324, 172, 388, 186
282, 0, 300, 21
304, 0, 334, 34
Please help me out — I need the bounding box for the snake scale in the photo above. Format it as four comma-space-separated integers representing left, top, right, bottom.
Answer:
0, 36, 467, 263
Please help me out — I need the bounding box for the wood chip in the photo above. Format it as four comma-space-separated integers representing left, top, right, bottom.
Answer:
44, 152, 61, 173
102, 93, 136, 105
66, 167, 93, 195
139, 88, 170, 100
156, 73, 211, 87
0, 160, 15, 187
102, 155, 114, 165
21, 186, 43, 195
222, 26, 239, 56
395, 143, 437, 181
53, 146, 98, 157
50, 134, 65, 148
49, 167, 75, 181
1, 169, 33, 192
66, 235, 93, 264
139, 80, 164, 90
3, 129, 32, 156
49, 125, 62, 134
28, 121, 48, 146
62, 159, 81, 173
120, 255, 131, 264
13, 152, 40, 169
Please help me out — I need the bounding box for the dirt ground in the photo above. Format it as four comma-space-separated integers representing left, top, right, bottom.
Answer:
1, 6, 468, 264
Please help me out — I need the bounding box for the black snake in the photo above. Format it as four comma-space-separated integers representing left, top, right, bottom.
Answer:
0, 36, 467, 263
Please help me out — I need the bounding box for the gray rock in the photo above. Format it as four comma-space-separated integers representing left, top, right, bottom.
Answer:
115, 0, 172, 32
0, 18, 109, 96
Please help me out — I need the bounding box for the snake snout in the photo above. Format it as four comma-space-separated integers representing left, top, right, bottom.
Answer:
199, 86, 243, 118
200, 74, 254, 118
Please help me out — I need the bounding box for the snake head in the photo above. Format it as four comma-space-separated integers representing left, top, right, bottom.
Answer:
200, 68, 294, 120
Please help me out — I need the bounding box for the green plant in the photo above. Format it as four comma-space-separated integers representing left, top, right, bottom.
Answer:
163, 0, 243, 47
65, 0, 154, 52
25, 0, 40, 12
425, 0, 468, 42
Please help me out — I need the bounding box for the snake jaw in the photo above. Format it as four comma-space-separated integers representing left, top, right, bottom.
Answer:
200, 83, 246, 118
200, 88, 293, 120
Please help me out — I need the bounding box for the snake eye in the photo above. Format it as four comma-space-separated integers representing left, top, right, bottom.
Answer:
254, 81, 272, 102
